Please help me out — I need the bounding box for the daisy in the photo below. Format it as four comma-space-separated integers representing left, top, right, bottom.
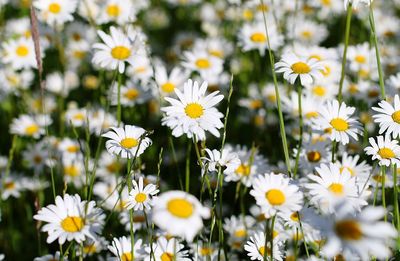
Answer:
92, 26, 144, 73
144, 236, 191, 261
305, 163, 368, 214
335, 152, 372, 185
2, 37, 37, 70
65, 107, 88, 127
125, 177, 159, 211
250, 173, 303, 218
322, 205, 396, 260
372, 94, 400, 138
275, 53, 324, 86
244, 231, 283, 261
364, 135, 400, 166
109, 80, 153, 107
161, 79, 224, 140
312, 100, 361, 145
1, 175, 23, 200
33, 0, 78, 26
154, 64, 189, 96
10, 114, 50, 139
152, 190, 210, 242
293, 19, 328, 45
182, 50, 223, 79
108, 236, 143, 261
98, 0, 134, 25
33, 194, 104, 244
201, 147, 240, 173
102, 125, 152, 159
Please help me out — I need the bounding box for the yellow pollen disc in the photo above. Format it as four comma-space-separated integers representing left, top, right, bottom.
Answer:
5, 182, 15, 190
25, 124, 39, 135
312, 86, 326, 97
167, 198, 193, 218
195, 58, 211, 69
16, 45, 29, 57
185, 103, 204, 118
234, 229, 247, 238
305, 111, 319, 119
368, 89, 379, 98
64, 165, 79, 177
161, 82, 175, 93
258, 246, 271, 256
349, 84, 358, 94
322, 66, 331, 76
73, 113, 85, 120
250, 99, 263, 109
328, 183, 344, 195
67, 145, 79, 153
209, 49, 223, 58
135, 66, 147, 73
309, 54, 322, 60
73, 51, 86, 59
48, 3, 61, 14
372, 175, 384, 183
335, 220, 362, 240
133, 215, 145, 223
265, 189, 286, 205
235, 164, 251, 176
121, 252, 132, 261
301, 31, 312, 39
250, 32, 267, 43
200, 247, 213, 256
120, 138, 138, 149
307, 151, 321, 162
72, 33, 81, 41
340, 166, 354, 176
330, 118, 349, 131
106, 4, 120, 17
391, 111, 400, 123
257, 3, 269, 12
290, 212, 300, 222
111, 46, 131, 60
106, 162, 120, 173
321, 0, 331, 6
33, 155, 42, 163
161, 252, 174, 261
61, 216, 84, 232
378, 147, 395, 159
124, 88, 139, 100
83, 244, 97, 254
267, 94, 276, 102
355, 55, 366, 64
135, 192, 147, 203
291, 62, 311, 74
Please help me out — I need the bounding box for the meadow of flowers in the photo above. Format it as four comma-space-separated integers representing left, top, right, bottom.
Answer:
1, 0, 400, 260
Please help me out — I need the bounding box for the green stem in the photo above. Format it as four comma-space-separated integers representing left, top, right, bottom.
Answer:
338, 4, 352, 102
168, 135, 183, 190
393, 164, 400, 233
293, 83, 303, 177
381, 165, 387, 222
185, 141, 192, 192
117, 73, 122, 126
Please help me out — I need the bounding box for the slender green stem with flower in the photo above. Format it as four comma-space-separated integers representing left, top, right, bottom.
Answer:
293, 82, 303, 177
338, 3, 352, 103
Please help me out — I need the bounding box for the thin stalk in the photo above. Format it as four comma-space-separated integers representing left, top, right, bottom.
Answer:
263, 219, 269, 261
381, 165, 387, 222
168, 135, 184, 190
126, 159, 135, 260
393, 164, 399, 233
338, 3, 352, 102
293, 82, 303, 177
185, 141, 192, 192
117, 73, 122, 126
331, 141, 337, 163
260, 0, 292, 176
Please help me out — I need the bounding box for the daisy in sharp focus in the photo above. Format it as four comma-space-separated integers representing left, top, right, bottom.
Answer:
372, 94, 400, 138
125, 176, 159, 211
250, 173, 303, 218
92, 26, 144, 73
33, 0, 78, 26
33, 194, 104, 244
144, 236, 191, 261
102, 125, 152, 159
161, 79, 224, 141
312, 100, 361, 145
244, 231, 283, 261
275, 53, 324, 86
364, 135, 400, 166
152, 190, 210, 242
108, 236, 143, 261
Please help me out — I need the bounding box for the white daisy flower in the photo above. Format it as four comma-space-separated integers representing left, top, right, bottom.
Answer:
152, 190, 210, 242
33, 0, 78, 26
154, 63, 189, 96
201, 147, 241, 173
10, 114, 51, 139
322, 205, 397, 260
275, 53, 324, 86
109, 80, 153, 107
161, 79, 224, 141
335, 152, 372, 186
182, 50, 223, 79
305, 163, 368, 214
92, 26, 144, 73
364, 135, 400, 166
1, 175, 23, 200
98, 0, 134, 25
2, 37, 37, 70
33, 194, 105, 244
125, 177, 159, 211
372, 94, 400, 138
108, 236, 143, 261
250, 173, 303, 218
312, 100, 362, 145
244, 231, 283, 261
102, 125, 152, 159
144, 236, 191, 261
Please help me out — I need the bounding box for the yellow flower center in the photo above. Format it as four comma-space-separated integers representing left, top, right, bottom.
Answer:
185, 103, 204, 118
161, 82, 175, 93
307, 151, 321, 162
167, 198, 193, 218
328, 183, 344, 195
25, 124, 39, 135
290, 212, 300, 222
355, 55, 366, 64
335, 220, 363, 240
235, 164, 251, 176
120, 138, 138, 149
83, 244, 97, 254
291, 62, 311, 74
349, 84, 358, 94
64, 165, 79, 177
340, 166, 355, 176
67, 145, 79, 153
124, 88, 139, 100
330, 118, 349, 131
250, 99, 263, 109
161, 252, 174, 261
391, 111, 400, 123
257, 3, 269, 12
312, 86, 326, 97
121, 252, 132, 261
305, 111, 319, 119
106, 162, 120, 173
250, 32, 267, 43
322, 66, 331, 77
234, 229, 247, 238
200, 247, 213, 256
111, 46, 131, 60
48, 3, 61, 14
73, 113, 85, 121
321, 0, 331, 6
265, 189, 286, 205
106, 4, 120, 17
209, 49, 223, 58
378, 148, 395, 159
135, 192, 147, 203
16, 45, 29, 57
195, 58, 211, 69
258, 246, 271, 256
5, 182, 15, 190
301, 31, 312, 39
61, 216, 84, 232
